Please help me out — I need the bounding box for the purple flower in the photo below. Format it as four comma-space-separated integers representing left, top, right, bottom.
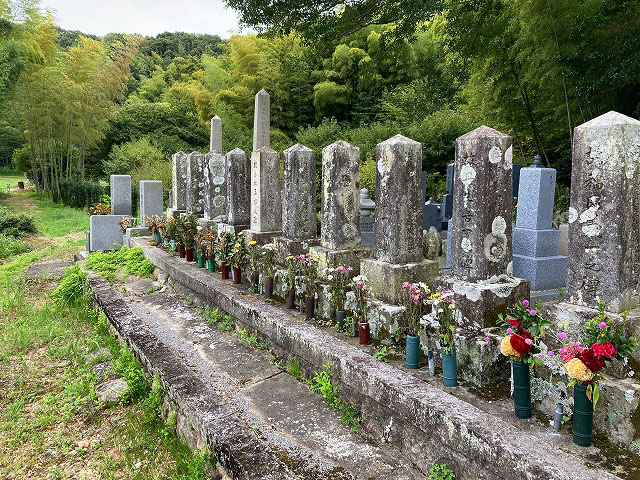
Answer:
524, 338, 533, 345
547, 351, 555, 356
484, 337, 491, 343
506, 327, 513, 335
556, 332, 568, 341
522, 299, 529, 307
537, 354, 545, 359
599, 321, 607, 330
529, 309, 537, 316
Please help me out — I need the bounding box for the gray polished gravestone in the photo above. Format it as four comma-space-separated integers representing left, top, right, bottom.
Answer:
360, 188, 375, 247
89, 215, 129, 252
110, 175, 131, 216
139, 181, 163, 226
512, 156, 567, 292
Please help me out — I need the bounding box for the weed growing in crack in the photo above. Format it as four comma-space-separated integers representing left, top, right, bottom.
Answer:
373, 346, 388, 362
219, 314, 234, 332
310, 363, 361, 433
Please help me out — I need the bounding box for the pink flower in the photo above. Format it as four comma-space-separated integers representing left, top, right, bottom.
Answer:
484, 337, 491, 343
402, 282, 409, 289
537, 354, 544, 359
599, 322, 607, 330
556, 332, 568, 341
524, 338, 533, 345
559, 343, 584, 363
506, 327, 513, 335
548, 351, 555, 356
529, 309, 537, 316
522, 299, 529, 307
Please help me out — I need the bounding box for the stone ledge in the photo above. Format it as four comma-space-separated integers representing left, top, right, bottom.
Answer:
132, 238, 621, 480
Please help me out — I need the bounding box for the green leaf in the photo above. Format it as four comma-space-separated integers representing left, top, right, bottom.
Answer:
592, 383, 600, 409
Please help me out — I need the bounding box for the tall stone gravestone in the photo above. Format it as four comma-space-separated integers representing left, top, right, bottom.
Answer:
253, 90, 270, 152
110, 175, 131, 216
361, 135, 438, 303
139, 181, 163, 226
566, 111, 640, 312
210, 115, 222, 153
310, 140, 367, 278
186, 152, 206, 215
274, 144, 318, 260
169, 152, 188, 218
360, 188, 375, 247
512, 156, 567, 291
223, 148, 251, 232
437, 126, 529, 330
203, 151, 227, 222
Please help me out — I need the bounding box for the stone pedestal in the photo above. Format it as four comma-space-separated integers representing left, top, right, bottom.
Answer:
226, 148, 251, 226
361, 258, 438, 304
171, 152, 188, 210
203, 151, 227, 222
310, 246, 370, 280
186, 152, 206, 214
512, 161, 567, 291
110, 175, 131, 216
566, 111, 640, 312
139, 180, 163, 226
274, 237, 320, 265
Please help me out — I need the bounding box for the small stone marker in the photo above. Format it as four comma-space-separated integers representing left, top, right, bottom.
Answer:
171, 152, 188, 210
450, 126, 513, 281
210, 115, 222, 153
249, 147, 282, 232
566, 111, 640, 312
89, 215, 129, 252
253, 89, 270, 152
423, 198, 441, 232
139, 181, 163, 226
186, 152, 206, 214
320, 141, 361, 249
282, 144, 316, 239
512, 156, 567, 291
204, 151, 227, 222
360, 189, 375, 247
225, 148, 251, 227
110, 175, 132, 216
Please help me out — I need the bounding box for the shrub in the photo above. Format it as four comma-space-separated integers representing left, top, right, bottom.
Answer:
0, 206, 37, 237
84, 246, 154, 282
89, 202, 111, 215
0, 234, 29, 259
52, 265, 87, 306
104, 136, 165, 177
55, 178, 104, 209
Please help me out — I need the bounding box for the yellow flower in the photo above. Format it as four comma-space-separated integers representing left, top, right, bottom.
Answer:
500, 336, 519, 357
565, 358, 594, 382
249, 240, 257, 245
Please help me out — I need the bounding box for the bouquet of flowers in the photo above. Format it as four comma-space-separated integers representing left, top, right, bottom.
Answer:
248, 240, 260, 276
165, 217, 178, 244
195, 226, 207, 256
205, 230, 217, 261
402, 282, 430, 337
181, 215, 198, 247
296, 253, 318, 298
557, 302, 636, 406
429, 290, 459, 354
217, 231, 234, 264
351, 275, 370, 325
261, 244, 277, 279
229, 233, 247, 268
118, 217, 135, 234
326, 265, 352, 312
145, 215, 159, 235
498, 299, 550, 366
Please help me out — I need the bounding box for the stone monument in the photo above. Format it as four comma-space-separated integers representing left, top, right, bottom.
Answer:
253, 89, 270, 152
110, 175, 131, 216
203, 151, 227, 223
210, 115, 222, 153
222, 148, 251, 233
169, 152, 187, 218
186, 151, 206, 215
139, 180, 163, 226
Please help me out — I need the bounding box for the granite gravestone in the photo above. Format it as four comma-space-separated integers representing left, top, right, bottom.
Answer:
139, 181, 163, 226
225, 148, 251, 228
170, 152, 188, 211
566, 111, 640, 312
360, 188, 375, 247
249, 147, 282, 234
253, 89, 270, 152
186, 152, 206, 214
90, 215, 129, 252
203, 151, 227, 222
210, 115, 222, 153
110, 175, 131, 216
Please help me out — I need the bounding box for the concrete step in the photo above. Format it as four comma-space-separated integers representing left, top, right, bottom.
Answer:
88, 272, 421, 480
127, 237, 633, 480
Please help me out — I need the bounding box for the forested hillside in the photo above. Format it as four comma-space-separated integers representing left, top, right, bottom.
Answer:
1, 0, 638, 200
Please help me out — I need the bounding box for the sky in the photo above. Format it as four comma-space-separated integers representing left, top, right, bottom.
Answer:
41, 0, 245, 38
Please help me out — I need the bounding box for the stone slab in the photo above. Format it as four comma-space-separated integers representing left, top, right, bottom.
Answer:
139, 180, 163, 225
171, 152, 188, 210
186, 152, 206, 214
512, 254, 567, 291
250, 148, 282, 232
226, 148, 251, 226
273, 236, 319, 266
124, 226, 150, 247
360, 257, 438, 304
110, 175, 132, 216
310, 245, 370, 280
559, 223, 569, 256
203, 151, 227, 222
253, 89, 270, 152
25, 258, 73, 279
282, 144, 316, 240
210, 115, 222, 153
513, 227, 561, 257
242, 229, 282, 246
90, 215, 129, 252
515, 166, 556, 230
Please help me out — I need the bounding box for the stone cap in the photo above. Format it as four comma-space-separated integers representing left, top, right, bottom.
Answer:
211, 114, 221, 120
227, 147, 247, 155
457, 125, 510, 141
255, 146, 277, 154
188, 151, 204, 156
256, 88, 269, 97
377, 134, 420, 147
576, 110, 640, 130
284, 143, 313, 154
322, 139, 360, 154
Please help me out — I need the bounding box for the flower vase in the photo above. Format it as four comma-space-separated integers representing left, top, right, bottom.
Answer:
512, 360, 532, 419
170, 240, 176, 251
573, 384, 593, 447
221, 262, 229, 280
251, 272, 259, 291
179, 244, 186, 258
185, 247, 194, 262
358, 322, 370, 345
197, 253, 205, 268
406, 335, 420, 369
441, 347, 458, 387
286, 290, 295, 309
207, 259, 215, 273
264, 277, 274, 299
233, 267, 241, 284
336, 310, 346, 331
154, 232, 162, 244
305, 296, 315, 320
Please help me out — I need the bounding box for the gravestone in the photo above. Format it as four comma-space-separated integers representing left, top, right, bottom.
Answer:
225, 148, 251, 230
361, 135, 438, 303
110, 175, 131, 216
242, 147, 282, 244
139, 181, 163, 226
274, 144, 318, 260
310, 140, 367, 278
440, 162, 455, 227
423, 198, 440, 231
170, 152, 188, 211
437, 126, 529, 330
512, 164, 523, 198
559, 223, 569, 256
566, 111, 640, 312
360, 188, 375, 247
253, 89, 270, 152
89, 215, 129, 252
512, 156, 567, 291
203, 151, 227, 222
186, 152, 206, 214
210, 115, 222, 153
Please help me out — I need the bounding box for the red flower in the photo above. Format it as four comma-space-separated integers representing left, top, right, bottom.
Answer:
577, 348, 606, 374
592, 342, 617, 359
510, 331, 534, 355
507, 317, 521, 329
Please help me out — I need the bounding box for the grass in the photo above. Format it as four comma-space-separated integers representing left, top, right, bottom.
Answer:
28, 193, 89, 238
0, 175, 27, 191
84, 247, 154, 283
0, 260, 214, 479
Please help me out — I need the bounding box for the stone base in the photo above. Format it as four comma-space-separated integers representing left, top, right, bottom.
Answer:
309, 246, 371, 280
434, 274, 530, 331
530, 288, 565, 304
166, 208, 185, 220
89, 215, 130, 252
196, 218, 218, 230
360, 258, 438, 305
241, 229, 282, 246
512, 254, 567, 291
513, 227, 561, 257
273, 236, 319, 265
124, 227, 150, 247
217, 223, 249, 235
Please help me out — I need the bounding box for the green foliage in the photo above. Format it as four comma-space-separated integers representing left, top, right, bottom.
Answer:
373, 346, 388, 362
104, 136, 165, 177
219, 314, 234, 332
32, 195, 89, 237
286, 358, 302, 380
0, 206, 36, 237
310, 363, 360, 433
0, 233, 29, 259
429, 463, 456, 480
199, 306, 221, 326
54, 179, 104, 209
84, 246, 154, 282
113, 347, 150, 402
52, 265, 87, 306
